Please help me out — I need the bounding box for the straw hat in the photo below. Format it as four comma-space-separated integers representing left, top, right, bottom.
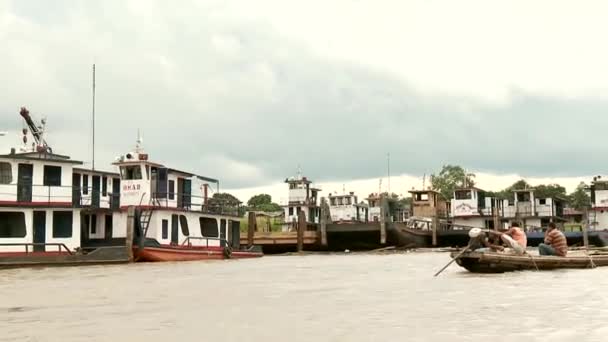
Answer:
468, 228, 483, 238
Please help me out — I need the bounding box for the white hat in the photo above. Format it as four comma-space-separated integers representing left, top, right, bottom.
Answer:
468, 228, 483, 238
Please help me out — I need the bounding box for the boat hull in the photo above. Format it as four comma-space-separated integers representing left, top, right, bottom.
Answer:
134, 246, 263, 262
453, 251, 608, 273
0, 247, 130, 269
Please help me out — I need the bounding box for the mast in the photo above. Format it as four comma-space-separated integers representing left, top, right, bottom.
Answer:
387, 152, 391, 194
92, 64, 96, 170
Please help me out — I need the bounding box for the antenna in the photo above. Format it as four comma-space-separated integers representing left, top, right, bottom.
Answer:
297, 164, 302, 179
423, 174, 426, 190
135, 129, 143, 152
92, 64, 96, 170
387, 152, 391, 194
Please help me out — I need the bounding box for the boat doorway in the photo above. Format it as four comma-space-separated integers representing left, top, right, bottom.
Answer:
171, 214, 179, 245
220, 219, 227, 247
72, 173, 81, 206
17, 164, 33, 202
92, 176, 101, 208
33, 211, 46, 252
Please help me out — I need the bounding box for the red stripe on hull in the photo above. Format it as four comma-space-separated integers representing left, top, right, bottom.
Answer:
134, 246, 262, 262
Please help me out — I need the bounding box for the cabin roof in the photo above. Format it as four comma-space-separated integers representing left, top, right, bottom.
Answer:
409, 189, 442, 195
454, 187, 485, 192
0, 152, 83, 164
513, 188, 535, 193
73, 167, 119, 177
112, 160, 219, 183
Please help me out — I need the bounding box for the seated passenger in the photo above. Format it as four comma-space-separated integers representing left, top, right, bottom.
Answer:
539, 222, 568, 257
494, 222, 527, 255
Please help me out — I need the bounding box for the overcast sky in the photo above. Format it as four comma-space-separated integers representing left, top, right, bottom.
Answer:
1, 0, 607, 202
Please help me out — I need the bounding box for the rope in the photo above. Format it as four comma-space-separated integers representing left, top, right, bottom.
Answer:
586, 252, 597, 269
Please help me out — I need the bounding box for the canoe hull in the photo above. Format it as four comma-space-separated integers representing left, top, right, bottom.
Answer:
135, 246, 263, 262
453, 251, 606, 273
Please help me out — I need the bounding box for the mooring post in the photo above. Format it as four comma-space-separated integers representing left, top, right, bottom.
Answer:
320, 198, 328, 246
126, 206, 135, 262
379, 196, 387, 245
247, 211, 256, 247
432, 216, 438, 246
297, 210, 306, 252
583, 208, 590, 250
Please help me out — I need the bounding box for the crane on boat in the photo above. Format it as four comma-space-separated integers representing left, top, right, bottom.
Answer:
19, 107, 52, 153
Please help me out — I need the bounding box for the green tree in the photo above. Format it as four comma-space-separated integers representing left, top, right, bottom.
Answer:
430, 165, 476, 199
534, 184, 567, 199
247, 193, 282, 212
569, 182, 591, 210
211, 192, 241, 204
247, 194, 272, 207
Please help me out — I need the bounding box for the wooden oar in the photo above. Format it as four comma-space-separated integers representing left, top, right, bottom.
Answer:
434, 244, 471, 277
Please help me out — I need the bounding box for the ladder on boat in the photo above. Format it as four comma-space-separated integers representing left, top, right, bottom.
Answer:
137, 196, 162, 239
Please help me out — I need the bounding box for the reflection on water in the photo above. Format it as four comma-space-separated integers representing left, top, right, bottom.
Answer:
2, 252, 608, 342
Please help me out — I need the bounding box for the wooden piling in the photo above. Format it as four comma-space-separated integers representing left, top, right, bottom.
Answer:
297, 210, 306, 252
583, 208, 590, 250
320, 198, 328, 246
247, 211, 256, 247
432, 216, 438, 246
126, 206, 135, 262
379, 196, 387, 245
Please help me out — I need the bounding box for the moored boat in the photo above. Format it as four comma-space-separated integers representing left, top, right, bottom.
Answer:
113, 138, 263, 262
0, 107, 130, 269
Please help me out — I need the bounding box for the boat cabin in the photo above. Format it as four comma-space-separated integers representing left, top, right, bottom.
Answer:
282, 174, 320, 229
451, 187, 502, 229
502, 189, 565, 230
408, 189, 448, 219
328, 191, 368, 223
112, 141, 242, 249
590, 177, 608, 229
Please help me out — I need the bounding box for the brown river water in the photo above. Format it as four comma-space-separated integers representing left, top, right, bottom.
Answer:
2, 252, 608, 342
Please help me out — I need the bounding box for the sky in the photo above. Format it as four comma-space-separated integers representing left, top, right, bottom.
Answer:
1, 0, 607, 203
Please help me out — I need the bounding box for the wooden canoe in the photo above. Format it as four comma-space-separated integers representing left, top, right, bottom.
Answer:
452, 250, 608, 273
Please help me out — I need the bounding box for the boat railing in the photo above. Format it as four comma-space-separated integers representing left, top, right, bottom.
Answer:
180, 236, 232, 249
0, 183, 118, 209
0, 242, 73, 255
149, 192, 243, 217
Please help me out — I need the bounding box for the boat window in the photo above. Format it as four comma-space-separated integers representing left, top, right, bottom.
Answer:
121, 166, 142, 180
288, 207, 293, 216
330, 198, 336, 206
345, 197, 352, 205
83, 175, 89, 195
162, 219, 168, 239
539, 198, 546, 205
168, 180, 175, 200
0, 162, 12, 184
53, 211, 73, 238
454, 190, 472, 200
43, 165, 62, 186
199, 217, 218, 237
179, 215, 189, 236
415, 193, 429, 201
0, 212, 26, 237
102, 176, 108, 196
337, 197, 343, 205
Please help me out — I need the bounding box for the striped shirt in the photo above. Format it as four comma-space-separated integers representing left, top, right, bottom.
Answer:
545, 229, 568, 256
